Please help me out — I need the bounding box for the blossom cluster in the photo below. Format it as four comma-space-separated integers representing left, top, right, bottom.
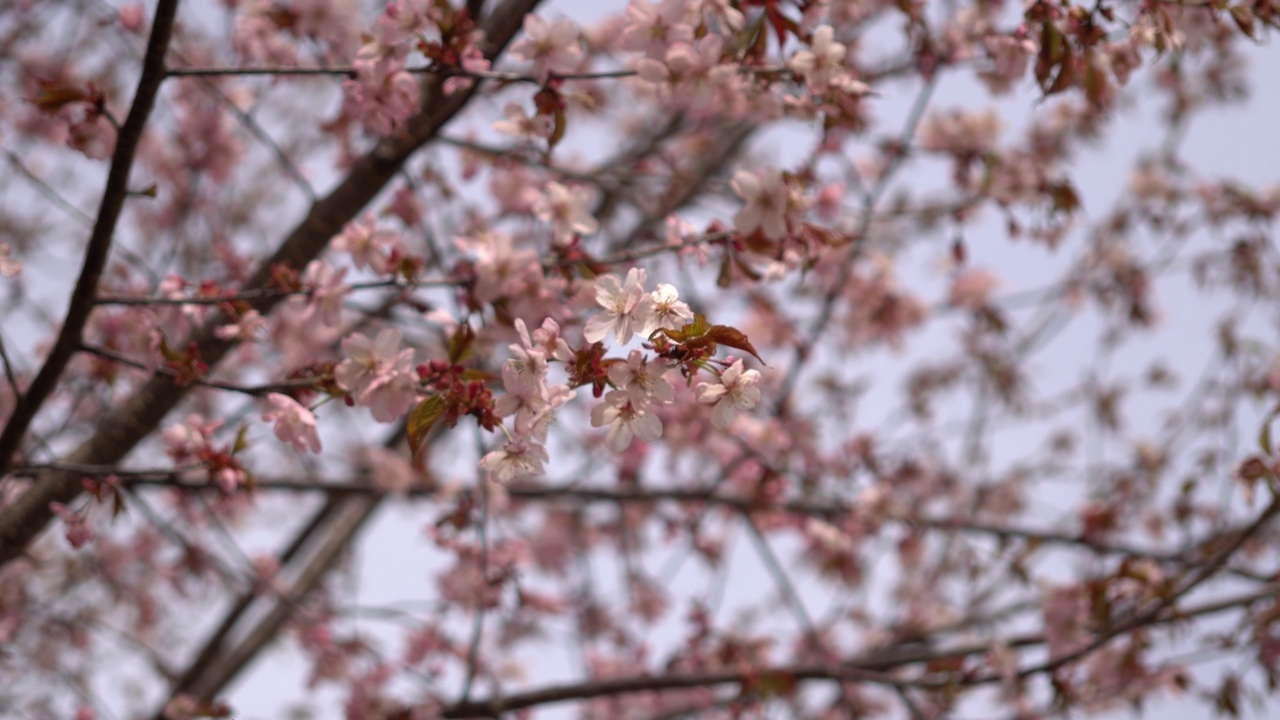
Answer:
341, 1, 490, 135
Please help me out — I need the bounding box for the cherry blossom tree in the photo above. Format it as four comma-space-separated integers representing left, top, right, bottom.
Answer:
1, 0, 1279, 718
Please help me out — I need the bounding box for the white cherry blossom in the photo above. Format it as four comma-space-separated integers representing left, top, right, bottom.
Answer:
480, 438, 549, 481
608, 349, 675, 406
583, 268, 655, 345
646, 283, 693, 334
696, 359, 762, 429
509, 15, 582, 79
591, 389, 663, 451
262, 393, 322, 453
533, 182, 599, 246
732, 169, 792, 241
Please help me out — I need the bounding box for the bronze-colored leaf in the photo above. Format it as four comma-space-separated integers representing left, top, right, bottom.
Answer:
706, 325, 765, 364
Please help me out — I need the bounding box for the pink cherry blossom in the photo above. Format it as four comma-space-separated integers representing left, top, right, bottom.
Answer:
335, 328, 418, 422
981, 35, 1037, 94
0, 243, 22, 277
607, 349, 675, 406
495, 323, 550, 433
343, 41, 420, 135
214, 309, 268, 342
162, 414, 222, 463
509, 15, 583, 80
50, 502, 93, 549
696, 359, 762, 429
302, 259, 350, 330
453, 231, 541, 303
790, 26, 849, 94
620, 0, 695, 59
694, 0, 745, 30
635, 36, 741, 113
533, 182, 599, 246
332, 213, 400, 274
479, 438, 550, 481
523, 383, 576, 442
531, 318, 575, 362
590, 389, 663, 451
492, 102, 555, 141
583, 268, 655, 345
262, 393, 322, 453
948, 268, 999, 309
732, 169, 793, 241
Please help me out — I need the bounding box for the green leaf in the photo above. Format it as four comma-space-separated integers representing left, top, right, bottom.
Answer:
447, 323, 475, 365
662, 313, 712, 343
157, 333, 182, 362
407, 396, 446, 460
231, 424, 250, 455
1261, 407, 1278, 456
548, 105, 566, 148
706, 325, 766, 364
716, 252, 733, 288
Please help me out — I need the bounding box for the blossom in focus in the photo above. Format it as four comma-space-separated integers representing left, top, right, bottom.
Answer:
645, 283, 693, 334
531, 317, 575, 362
608, 349, 674, 406
696, 359, 762, 429
591, 389, 662, 451
583, 268, 655, 345
262, 393, 322, 453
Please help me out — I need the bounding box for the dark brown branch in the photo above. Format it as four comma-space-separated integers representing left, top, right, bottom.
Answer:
76, 344, 317, 396
424, 579, 1280, 718
435, 664, 914, 719
0, 0, 179, 474
105, 475, 1274, 582
163, 64, 786, 84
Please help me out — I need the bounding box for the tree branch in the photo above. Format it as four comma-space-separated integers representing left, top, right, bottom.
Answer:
0, 0, 179, 473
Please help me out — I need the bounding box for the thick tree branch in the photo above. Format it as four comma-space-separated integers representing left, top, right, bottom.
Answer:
0, 0, 179, 474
